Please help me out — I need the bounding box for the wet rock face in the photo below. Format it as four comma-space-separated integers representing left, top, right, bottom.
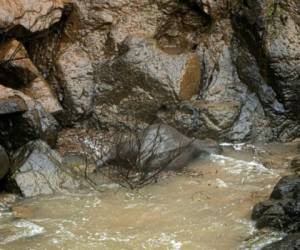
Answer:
94, 36, 201, 128
233, 0, 300, 136
0, 0, 298, 159
12, 140, 79, 197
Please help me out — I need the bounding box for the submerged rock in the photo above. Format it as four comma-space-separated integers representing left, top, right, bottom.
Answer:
12, 140, 79, 197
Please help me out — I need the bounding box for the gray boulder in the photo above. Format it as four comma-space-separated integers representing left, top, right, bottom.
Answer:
12, 140, 79, 197
97, 124, 220, 171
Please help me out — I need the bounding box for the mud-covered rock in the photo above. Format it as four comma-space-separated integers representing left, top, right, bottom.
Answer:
12, 140, 79, 197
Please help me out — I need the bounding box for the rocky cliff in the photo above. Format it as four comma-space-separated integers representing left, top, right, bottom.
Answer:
0, 0, 300, 179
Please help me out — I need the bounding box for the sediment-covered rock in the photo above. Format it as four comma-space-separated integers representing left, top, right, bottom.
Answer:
12, 140, 79, 197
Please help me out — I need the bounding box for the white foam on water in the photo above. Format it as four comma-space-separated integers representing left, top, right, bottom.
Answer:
239, 231, 286, 250
97, 232, 135, 243
215, 178, 228, 188
210, 154, 278, 178
220, 142, 257, 151
0, 220, 45, 245
220, 142, 245, 151
144, 233, 183, 250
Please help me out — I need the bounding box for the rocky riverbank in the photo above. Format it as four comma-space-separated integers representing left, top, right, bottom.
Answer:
0, 0, 300, 248
252, 154, 300, 249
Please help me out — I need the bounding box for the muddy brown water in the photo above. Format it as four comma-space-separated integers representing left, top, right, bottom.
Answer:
0, 142, 298, 250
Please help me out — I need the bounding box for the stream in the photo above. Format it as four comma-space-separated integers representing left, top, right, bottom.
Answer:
0, 142, 298, 250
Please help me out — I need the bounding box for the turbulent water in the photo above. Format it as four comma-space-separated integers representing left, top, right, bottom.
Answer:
0, 143, 298, 250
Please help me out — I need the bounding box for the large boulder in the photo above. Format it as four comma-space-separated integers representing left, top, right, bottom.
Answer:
93, 36, 200, 128
97, 36, 200, 101
12, 140, 79, 197
97, 124, 220, 171
252, 175, 300, 232
0, 0, 64, 33
0, 145, 9, 180
0, 85, 59, 149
